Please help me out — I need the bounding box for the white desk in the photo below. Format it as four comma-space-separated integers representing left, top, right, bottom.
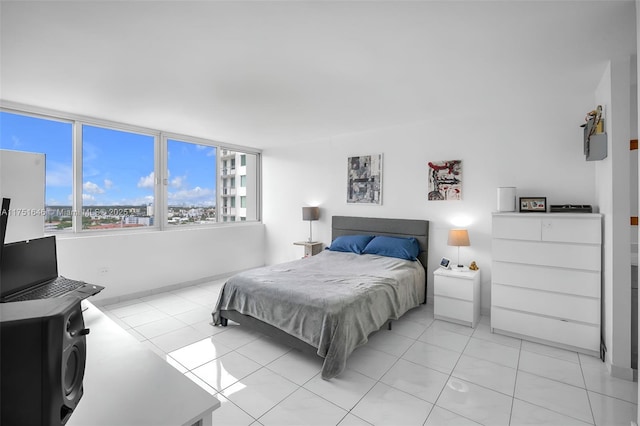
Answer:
68, 301, 219, 426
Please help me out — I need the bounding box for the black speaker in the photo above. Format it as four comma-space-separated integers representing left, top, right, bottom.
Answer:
1, 297, 89, 426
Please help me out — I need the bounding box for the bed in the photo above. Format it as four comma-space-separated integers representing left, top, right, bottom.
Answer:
211, 216, 429, 379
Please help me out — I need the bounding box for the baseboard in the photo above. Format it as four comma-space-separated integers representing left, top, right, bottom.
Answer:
92, 269, 245, 307
607, 361, 636, 381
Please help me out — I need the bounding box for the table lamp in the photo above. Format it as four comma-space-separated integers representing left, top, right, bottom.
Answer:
302, 207, 320, 242
448, 229, 470, 268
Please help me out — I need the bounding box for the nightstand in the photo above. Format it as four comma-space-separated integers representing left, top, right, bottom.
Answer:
433, 268, 480, 328
293, 241, 323, 257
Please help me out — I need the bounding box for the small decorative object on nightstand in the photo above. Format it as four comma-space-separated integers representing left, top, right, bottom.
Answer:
469, 261, 479, 271
294, 241, 323, 257
433, 268, 481, 328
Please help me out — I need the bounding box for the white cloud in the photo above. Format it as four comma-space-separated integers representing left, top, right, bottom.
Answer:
168, 186, 215, 205
104, 179, 113, 189
170, 175, 186, 189
83, 181, 104, 194
82, 193, 95, 201
137, 172, 155, 188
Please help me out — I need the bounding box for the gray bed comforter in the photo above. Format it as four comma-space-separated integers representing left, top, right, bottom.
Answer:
212, 250, 425, 379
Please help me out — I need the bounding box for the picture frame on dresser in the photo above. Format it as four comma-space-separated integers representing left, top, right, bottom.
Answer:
519, 197, 547, 212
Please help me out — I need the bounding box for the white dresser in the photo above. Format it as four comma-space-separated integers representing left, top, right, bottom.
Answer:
491, 212, 602, 356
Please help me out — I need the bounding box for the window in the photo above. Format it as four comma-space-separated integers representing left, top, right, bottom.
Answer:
1, 106, 261, 234
167, 139, 217, 226
82, 125, 156, 230
0, 111, 73, 233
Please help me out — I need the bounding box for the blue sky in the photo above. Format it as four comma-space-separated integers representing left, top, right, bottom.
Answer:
0, 111, 217, 208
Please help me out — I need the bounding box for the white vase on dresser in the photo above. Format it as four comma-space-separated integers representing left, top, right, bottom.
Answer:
491, 212, 602, 356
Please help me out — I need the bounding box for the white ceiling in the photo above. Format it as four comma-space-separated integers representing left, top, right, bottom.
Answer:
0, 1, 636, 149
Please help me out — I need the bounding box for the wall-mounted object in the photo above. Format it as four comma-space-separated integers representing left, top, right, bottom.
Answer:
347, 154, 382, 204
497, 187, 516, 212
581, 106, 607, 161
428, 160, 462, 201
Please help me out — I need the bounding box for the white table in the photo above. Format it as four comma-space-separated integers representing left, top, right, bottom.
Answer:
68, 301, 219, 426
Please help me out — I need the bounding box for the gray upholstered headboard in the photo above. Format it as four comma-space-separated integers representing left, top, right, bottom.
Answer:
331, 216, 429, 285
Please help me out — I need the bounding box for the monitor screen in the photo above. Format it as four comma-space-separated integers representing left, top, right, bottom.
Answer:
0, 236, 58, 298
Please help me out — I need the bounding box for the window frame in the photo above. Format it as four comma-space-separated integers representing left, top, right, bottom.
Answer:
0, 108, 75, 233
1, 101, 262, 236
79, 122, 160, 233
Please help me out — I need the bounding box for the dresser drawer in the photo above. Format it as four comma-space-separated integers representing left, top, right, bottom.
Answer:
493, 216, 541, 241
435, 296, 473, 323
492, 239, 601, 271
491, 307, 600, 353
492, 261, 600, 298
492, 284, 600, 324
492, 215, 601, 244
541, 218, 601, 244
434, 274, 474, 300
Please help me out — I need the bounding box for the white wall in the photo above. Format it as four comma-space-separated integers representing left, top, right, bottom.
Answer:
263, 96, 597, 311
56, 223, 265, 303
595, 58, 634, 380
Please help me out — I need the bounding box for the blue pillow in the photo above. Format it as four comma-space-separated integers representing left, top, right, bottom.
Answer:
327, 235, 374, 254
362, 236, 420, 261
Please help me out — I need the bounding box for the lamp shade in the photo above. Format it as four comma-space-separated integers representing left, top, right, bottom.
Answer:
302, 206, 320, 221
448, 229, 470, 247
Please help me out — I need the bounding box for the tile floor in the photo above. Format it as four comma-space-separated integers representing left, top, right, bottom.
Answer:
98, 279, 638, 426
